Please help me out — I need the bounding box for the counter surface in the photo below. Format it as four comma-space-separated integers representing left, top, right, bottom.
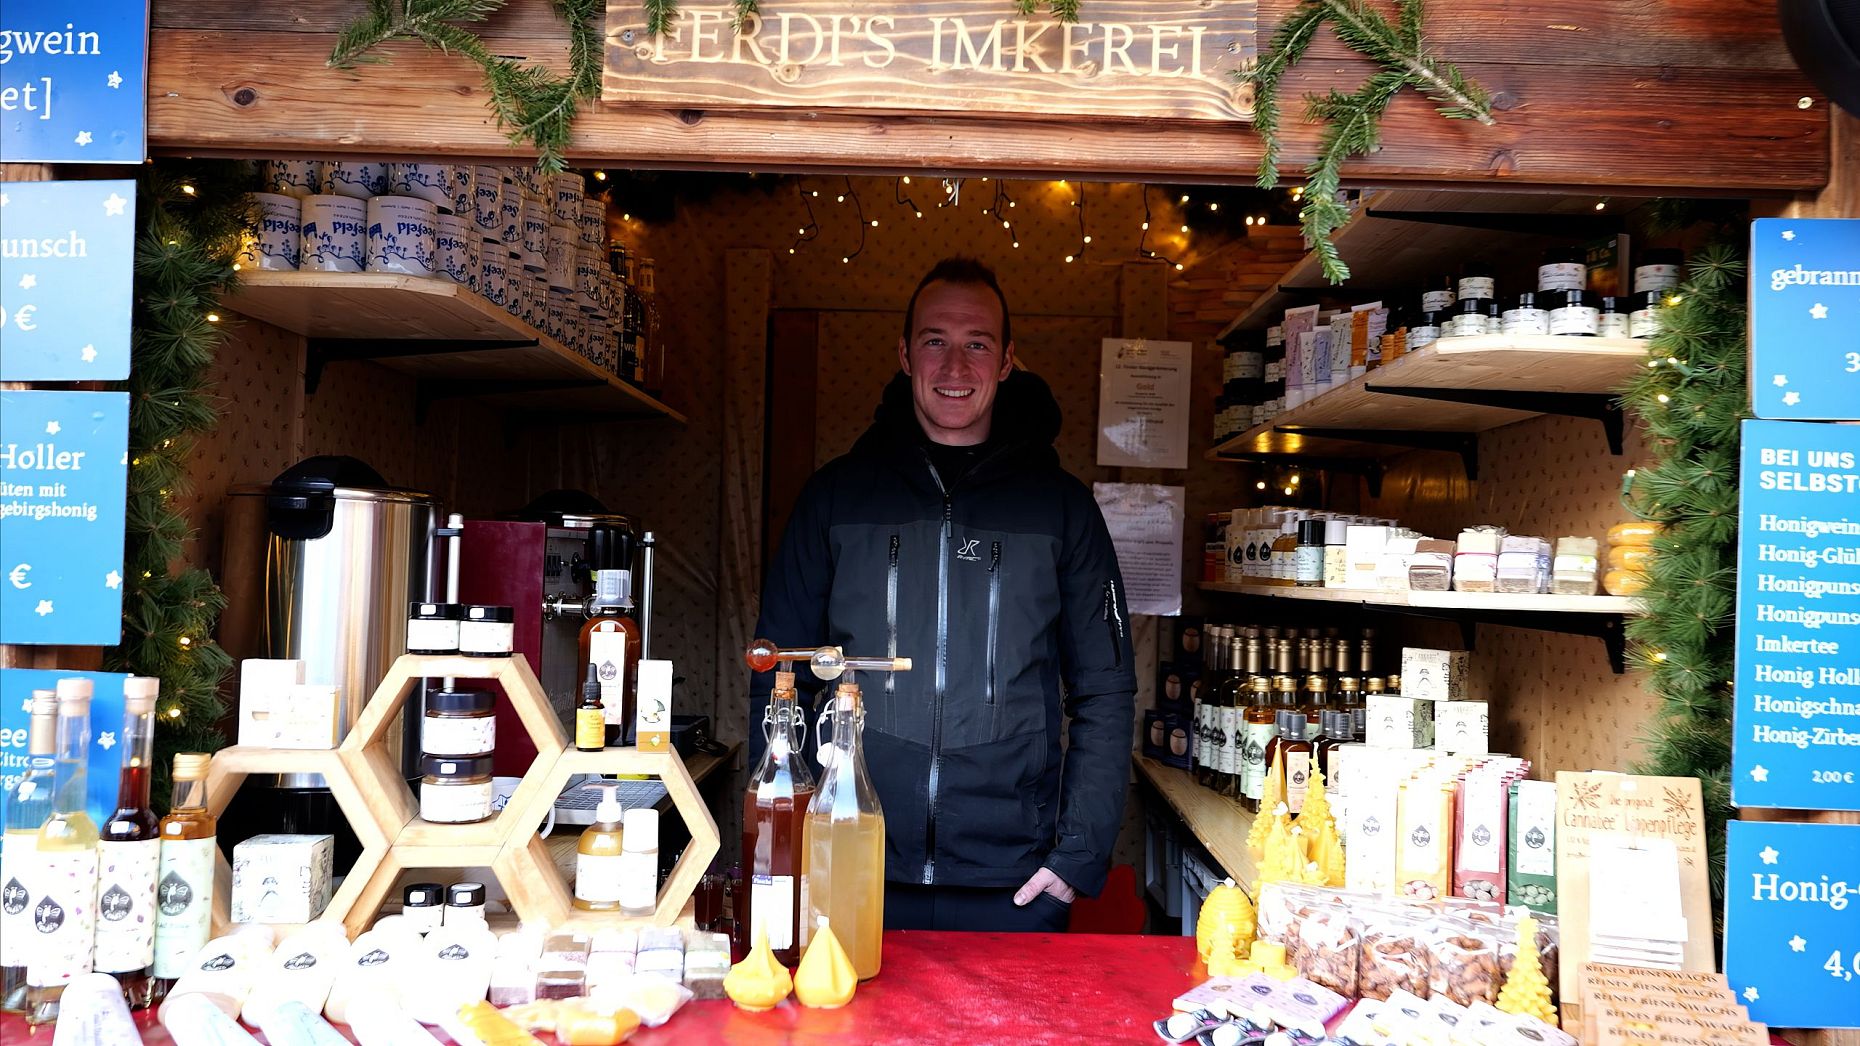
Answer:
0, 930, 1197, 1044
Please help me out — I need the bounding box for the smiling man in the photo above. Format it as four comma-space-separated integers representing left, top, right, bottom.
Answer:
752, 256, 1137, 932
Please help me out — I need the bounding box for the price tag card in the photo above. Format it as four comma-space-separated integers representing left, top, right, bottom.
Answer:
1732, 419, 1860, 810
0, 0, 149, 163
0, 390, 128, 645
0, 180, 136, 381
1750, 218, 1860, 421
1724, 820, 1860, 1030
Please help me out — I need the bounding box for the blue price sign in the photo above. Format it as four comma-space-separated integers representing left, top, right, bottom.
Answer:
0, 0, 148, 163
0, 179, 136, 381
1724, 820, 1860, 1030
0, 669, 129, 831
0, 390, 127, 646
1733, 419, 1860, 811
1751, 218, 1860, 422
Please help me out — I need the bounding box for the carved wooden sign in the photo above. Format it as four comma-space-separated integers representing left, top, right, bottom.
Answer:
602, 1, 1259, 122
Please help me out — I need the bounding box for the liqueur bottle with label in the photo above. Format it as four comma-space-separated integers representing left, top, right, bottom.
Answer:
1194, 627, 1223, 788
739, 650, 816, 966
27, 678, 102, 1025
1215, 636, 1247, 797
578, 569, 641, 746
94, 678, 163, 1009
0, 689, 58, 1013
1237, 676, 1276, 811
1265, 710, 1315, 818
150, 753, 217, 1006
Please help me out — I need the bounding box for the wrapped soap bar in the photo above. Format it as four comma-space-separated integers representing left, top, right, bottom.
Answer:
535, 966, 587, 1001
681, 931, 731, 1001
589, 928, 638, 957
1407, 538, 1456, 592
540, 931, 591, 968
489, 930, 542, 1007
1452, 527, 1505, 593
1377, 536, 1420, 591
1551, 535, 1600, 595
585, 953, 635, 997
1495, 536, 1550, 594
634, 927, 684, 980
1346, 525, 1391, 589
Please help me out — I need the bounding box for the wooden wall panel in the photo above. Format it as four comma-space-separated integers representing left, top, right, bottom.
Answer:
144, 0, 1828, 190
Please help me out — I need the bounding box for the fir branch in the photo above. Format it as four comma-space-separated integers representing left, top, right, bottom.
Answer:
730, 0, 758, 31
1246, 4, 1328, 190
644, 0, 677, 35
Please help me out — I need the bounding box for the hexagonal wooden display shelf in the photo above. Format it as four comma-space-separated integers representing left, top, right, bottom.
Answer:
205, 653, 720, 939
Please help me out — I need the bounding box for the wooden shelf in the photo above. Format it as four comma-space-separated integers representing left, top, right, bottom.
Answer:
226, 270, 686, 422
1134, 756, 1256, 887
1207, 334, 1648, 468
1217, 189, 1648, 339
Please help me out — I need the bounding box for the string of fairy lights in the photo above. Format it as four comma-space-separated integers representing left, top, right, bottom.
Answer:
783, 176, 1287, 268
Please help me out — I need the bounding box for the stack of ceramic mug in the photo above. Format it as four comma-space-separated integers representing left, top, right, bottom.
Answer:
249, 159, 627, 378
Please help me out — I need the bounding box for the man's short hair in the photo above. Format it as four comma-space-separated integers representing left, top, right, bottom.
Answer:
902, 256, 1013, 348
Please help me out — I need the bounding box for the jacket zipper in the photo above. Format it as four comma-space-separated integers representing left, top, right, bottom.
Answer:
985, 541, 1002, 713
922, 457, 951, 886
1103, 579, 1125, 667
885, 535, 900, 701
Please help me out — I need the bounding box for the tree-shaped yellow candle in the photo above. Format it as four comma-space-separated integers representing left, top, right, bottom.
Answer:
1248, 751, 1286, 861
1495, 916, 1558, 1026
794, 916, 858, 1009
1300, 763, 1332, 828
1298, 764, 1347, 886
1257, 803, 1303, 885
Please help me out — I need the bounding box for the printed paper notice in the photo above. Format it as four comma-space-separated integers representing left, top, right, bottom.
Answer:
1092, 482, 1184, 616
1096, 338, 1192, 469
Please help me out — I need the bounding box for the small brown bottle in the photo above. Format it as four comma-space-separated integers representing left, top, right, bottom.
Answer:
1303, 673, 1331, 730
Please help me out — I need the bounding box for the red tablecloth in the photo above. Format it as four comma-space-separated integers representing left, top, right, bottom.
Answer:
0, 930, 1197, 1045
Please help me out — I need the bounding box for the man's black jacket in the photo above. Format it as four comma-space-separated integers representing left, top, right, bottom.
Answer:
751, 370, 1137, 896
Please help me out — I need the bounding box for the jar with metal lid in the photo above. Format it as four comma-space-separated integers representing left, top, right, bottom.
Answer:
1598, 296, 1629, 338
407, 601, 464, 655
1633, 247, 1684, 294
1407, 311, 1442, 350
1420, 275, 1456, 314
1457, 262, 1496, 301
420, 755, 496, 823
1537, 247, 1586, 293
423, 687, 497, 757
459, 604, 515, 657
1448, 297, 1491, 338
1629, 290, 1667, 338
1501, 292, 1549, 336
1546, 289, 1600, 336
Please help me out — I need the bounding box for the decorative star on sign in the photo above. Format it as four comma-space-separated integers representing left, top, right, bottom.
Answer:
44, 421, 60, 436
1750, 765, 1770, 782
80, 345, 98, 364
1782, 230, 1796, 240
105, 571, 121, 590
1783, 392, 1802, 407
19, 699, 31, 713
1772, 374, 1788, 387
1790, 935, 1807, 953
18, 273, 36, 290
34, 600, 53, 617
102, 193, 127, 217
1760, 846, 1780, 865
97, 732, 116, 751
74, 131, 93, 147
107, 71, 123, 89
0, 192, 8, 207
1809, 303, 1829, 320
1743, 986, 1759, 1002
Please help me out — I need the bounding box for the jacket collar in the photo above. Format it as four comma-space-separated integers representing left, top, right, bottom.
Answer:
851, 370, 1063, 483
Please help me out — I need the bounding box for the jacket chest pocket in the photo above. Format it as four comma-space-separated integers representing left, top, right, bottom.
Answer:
971, 538, 1056, 745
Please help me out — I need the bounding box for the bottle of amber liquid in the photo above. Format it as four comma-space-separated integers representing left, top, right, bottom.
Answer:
1313, 711, 1354, 795
740, 669, 814, 965
1264, 710, 1314, 817
1237, 676, 1276, 811
1269, 521, 1300, 587
150, 754, 216, 1006
1303, 674, 1331, 731
579, 568, 641, 746
95, 678, 163, 1009
1336, 677, 1364, 742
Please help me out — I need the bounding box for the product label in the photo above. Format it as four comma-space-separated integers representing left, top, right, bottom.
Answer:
1459, 784, 1503, 875
575, 852, 624, 904
419, 779, 494, 824
93, 838, 160, 973
1193, 698, 1209, 769
1458, 276, 1495, 300
1, 834, 38, 966
423, 714, 497, 757
152, 837, 215, 978
1407, 324, 1440, 350
25, 848, 98, 987
1284, 751, 1312, 813
617, 850, 656, 912
1218, 705, 1242, 775
1421, 290, 1454, 312
1240, 722, 1277, 800
589, 628, 629, 726
1294, 545, 1325, 584
1456, 315, 1491, 337
750, 874, 796, 951
405, 617, 459, 652
457, 621, 514, 655
575, 709, 606, 751
1323, 547, 1349, 588
1500, 308, 1549, 336
1233, 351, 1263, 380
1549, 305, 1599, 336
1223, 352, 1241, 383
1599, 312, 1629, 338
1633, 264, 1681, 294
1514, 784, 1556, 877
1537, 262, 1587, 292
1629, 308, 1663, 339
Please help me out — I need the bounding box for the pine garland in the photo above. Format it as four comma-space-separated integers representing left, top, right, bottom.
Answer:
1617, 242, 1749, 921
1243, 0, 1495, 282
104, 162, 251, 810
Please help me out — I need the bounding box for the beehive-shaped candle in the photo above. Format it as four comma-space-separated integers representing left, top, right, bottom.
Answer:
724, 926, 793, 1011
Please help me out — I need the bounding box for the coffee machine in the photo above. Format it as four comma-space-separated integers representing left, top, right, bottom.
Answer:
460, 491, 641, 776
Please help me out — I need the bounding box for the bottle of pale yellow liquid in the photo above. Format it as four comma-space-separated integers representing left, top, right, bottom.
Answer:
803, 680, 885, 981
27, 678, 102, 1025
573, 786, 626, 912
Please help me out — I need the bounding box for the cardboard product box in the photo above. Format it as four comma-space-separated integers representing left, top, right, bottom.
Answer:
1175, 616, 1209, 671
1367, 694, 1436, 750
1142, 711, 1193, 770
237, 658, 306, 747
1437, 700, 1490, 755
1399, 647, 1470, 702
1345, 525, 1391, 589
268, 683, 340, 750
1156, 660, 1196, 716
1507, 780, 1557, 914
231, 833, 334, 923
